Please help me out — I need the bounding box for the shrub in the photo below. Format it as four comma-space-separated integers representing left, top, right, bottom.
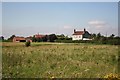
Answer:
25, 41, 31, 47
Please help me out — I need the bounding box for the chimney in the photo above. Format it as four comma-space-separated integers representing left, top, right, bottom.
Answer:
84, 28, 86, 32
74, 29, 76, 33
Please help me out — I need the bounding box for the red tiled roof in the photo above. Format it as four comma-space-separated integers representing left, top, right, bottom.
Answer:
13, 37, 26, 40
26, 36, 32, 39
35, 34, 45, 38
73, 31, 84, 35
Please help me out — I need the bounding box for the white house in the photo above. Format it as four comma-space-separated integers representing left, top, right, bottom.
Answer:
72, 28, 91, 40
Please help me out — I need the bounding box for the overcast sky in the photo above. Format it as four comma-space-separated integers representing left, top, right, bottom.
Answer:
1, 2, 118, 39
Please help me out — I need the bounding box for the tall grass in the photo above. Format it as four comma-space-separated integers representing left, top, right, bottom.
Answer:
2, 42, 119, 78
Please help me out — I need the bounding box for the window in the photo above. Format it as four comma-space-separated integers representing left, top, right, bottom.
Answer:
79, 35, 81, 38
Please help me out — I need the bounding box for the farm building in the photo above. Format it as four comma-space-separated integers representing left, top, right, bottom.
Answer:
13, 37, 26, 42
72, 28, 91, 40
34, 34, 45, 39
26, 36, 32, 42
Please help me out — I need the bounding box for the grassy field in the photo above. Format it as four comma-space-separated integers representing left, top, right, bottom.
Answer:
2, 42, 119, 78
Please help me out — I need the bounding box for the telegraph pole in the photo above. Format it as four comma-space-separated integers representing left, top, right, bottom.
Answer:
106, 32, 107, 37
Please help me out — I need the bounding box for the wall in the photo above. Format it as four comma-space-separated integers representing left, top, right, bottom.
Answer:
72, 35, 82, 40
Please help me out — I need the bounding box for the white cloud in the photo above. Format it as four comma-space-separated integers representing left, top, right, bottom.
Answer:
87, 20, 118, 36
63, 25, 72, 29
88, 20, 107, 28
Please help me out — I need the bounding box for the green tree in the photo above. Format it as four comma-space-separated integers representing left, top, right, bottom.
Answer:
91, 33, 96, 39
0, 36, 4, 41
57, 34, 65, 40
48, 34, 57, 42
25, 41, 31, 47
109, 34, 115, 39
101, 37, 107, 44
32, 35, 37, 42
8, 35, 15, 41
36, 38, 42, 42
96, 33, 101, 40
42, 35, 48, 42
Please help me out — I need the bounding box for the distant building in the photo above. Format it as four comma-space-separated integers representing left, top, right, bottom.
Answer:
13, 34, 46, 42
13, 37, 26, 42
72, 28, 91, 40
25, 36, 32, 42
35, 34, 45, 39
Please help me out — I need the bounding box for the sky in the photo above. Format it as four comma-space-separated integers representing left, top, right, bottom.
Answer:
1, 2, 118, 39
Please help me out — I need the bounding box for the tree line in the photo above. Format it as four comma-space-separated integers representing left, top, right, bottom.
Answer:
1, 33, 120, 45
32, 34, 57, 42
56, 33, 120, 45
1, 34, 58, 42
89, 33, 120, 45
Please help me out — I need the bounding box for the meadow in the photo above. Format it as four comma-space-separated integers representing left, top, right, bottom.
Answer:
2, 42, 119, 78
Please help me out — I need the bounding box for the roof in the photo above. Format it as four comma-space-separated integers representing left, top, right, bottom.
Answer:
73, 31, 85, 35
35, 34, 45, 38
26, 36, 32, 39
13, 37, 26, 40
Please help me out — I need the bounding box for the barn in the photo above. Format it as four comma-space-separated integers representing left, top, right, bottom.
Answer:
13, 37, 26, 42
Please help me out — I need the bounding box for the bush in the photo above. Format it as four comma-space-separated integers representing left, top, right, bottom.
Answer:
55, 38, 120, 45
104, 73, 120, 79
25, 41, 31, 47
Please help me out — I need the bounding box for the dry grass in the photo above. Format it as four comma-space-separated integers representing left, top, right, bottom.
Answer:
2, 42, 119, 78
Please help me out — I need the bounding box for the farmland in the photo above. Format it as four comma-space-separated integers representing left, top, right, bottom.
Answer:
2, 42, 119, 78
